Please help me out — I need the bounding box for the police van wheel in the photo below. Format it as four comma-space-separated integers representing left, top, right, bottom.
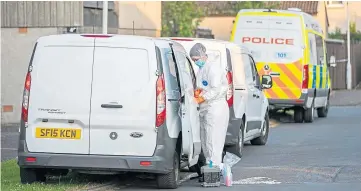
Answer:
304, 101, 315, 123
156, 150, 180, 189
20, 168, 46, 184
294, 107, 304, 123
317, 97, 330, 118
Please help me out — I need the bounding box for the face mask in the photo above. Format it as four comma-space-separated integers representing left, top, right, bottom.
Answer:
195, 60, 206, 68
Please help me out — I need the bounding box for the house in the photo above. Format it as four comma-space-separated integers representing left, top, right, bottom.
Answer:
114, 1, 161, 37
325, 1, 361, 33
197, 1, 329, 41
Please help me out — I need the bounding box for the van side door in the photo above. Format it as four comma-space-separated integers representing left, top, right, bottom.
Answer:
242, 53, 263, 135
170, 44, 201, 166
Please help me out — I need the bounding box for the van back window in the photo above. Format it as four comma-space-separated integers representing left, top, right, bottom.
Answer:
161, 48, 180, 92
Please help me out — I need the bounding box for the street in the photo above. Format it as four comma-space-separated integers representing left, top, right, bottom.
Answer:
2, 105, 361, 190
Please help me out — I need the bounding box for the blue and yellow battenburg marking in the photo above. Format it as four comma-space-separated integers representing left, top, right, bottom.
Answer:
309, 65, 329, 89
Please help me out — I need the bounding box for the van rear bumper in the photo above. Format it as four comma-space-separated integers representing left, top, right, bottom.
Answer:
18, 141, 173, 174
268, 91, 314, 109
18, 121, 177, 174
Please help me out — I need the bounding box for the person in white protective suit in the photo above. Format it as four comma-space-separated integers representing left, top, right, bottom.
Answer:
190, 43, 230, 167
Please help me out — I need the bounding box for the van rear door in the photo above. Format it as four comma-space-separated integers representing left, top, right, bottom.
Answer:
89, 37, 158, 156
26, 35, 94, 154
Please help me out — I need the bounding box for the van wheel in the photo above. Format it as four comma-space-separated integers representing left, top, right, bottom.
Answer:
294, 107, 304, 123
317, 96, 330, 118
304, 100, 315, 123
251, 112, 269, 145
20, 168, 46, 184
188, 151, 206, 176
226, 120, 244, 158
156, 150, 180, 189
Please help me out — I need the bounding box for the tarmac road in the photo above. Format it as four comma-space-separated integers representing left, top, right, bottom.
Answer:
2, 106, 361, 190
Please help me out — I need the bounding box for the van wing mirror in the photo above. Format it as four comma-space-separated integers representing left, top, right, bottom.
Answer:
261, 75, 273, 89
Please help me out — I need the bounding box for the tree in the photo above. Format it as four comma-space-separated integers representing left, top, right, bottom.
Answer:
161, 1, 204, 37
328, 22, 361, 41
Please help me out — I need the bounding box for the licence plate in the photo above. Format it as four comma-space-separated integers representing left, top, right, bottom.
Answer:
35, 128, 81, 139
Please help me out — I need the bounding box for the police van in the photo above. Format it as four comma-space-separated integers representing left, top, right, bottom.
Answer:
230, 8, 332, 123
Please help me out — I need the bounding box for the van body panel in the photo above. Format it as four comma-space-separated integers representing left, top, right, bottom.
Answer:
89, 37, 158, 156
26, 36, 94, 154
232, 13, 304, 101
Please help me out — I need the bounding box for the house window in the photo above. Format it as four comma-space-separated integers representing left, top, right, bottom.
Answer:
327, 1, 344, 7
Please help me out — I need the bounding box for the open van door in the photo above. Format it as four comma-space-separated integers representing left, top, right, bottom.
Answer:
170, 44, 201, 167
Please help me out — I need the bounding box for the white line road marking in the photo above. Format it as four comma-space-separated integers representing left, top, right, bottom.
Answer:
232, 177, 281, 185
1, 148, 17, 150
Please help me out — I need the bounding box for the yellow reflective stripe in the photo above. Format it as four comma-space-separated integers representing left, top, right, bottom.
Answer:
316, 66, 321, 88
272, 83, 288, 99
230, 13, 241, 42
287, 64, 302, 82
322, 66, 326, 88
308, 65, 313, 88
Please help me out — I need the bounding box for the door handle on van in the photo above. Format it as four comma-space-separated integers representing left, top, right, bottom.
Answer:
101, 104, 123, 109
253, 94, 260, 98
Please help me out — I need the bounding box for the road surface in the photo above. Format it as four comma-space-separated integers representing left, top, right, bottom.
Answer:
2, 106, 361, 190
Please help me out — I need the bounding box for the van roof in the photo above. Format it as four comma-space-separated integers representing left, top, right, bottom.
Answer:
36, 34, 173, 44
167, 37, 251, 55
237, 9, 323, 35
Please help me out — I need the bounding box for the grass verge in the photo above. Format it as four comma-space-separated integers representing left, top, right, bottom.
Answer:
1, 159, 89, 191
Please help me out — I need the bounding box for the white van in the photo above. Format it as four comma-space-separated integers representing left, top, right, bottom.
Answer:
167, 38, 273, 161
18, 34, 202, 189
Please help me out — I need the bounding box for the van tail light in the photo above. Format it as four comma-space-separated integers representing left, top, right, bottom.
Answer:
156, 75, 166, 128
226, 71, 234, 107
302, 65, 309, 89
22, 72, 31, 122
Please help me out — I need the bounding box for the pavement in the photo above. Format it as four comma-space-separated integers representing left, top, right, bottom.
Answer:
2, 90, 361, 190
330, 90, 361, 106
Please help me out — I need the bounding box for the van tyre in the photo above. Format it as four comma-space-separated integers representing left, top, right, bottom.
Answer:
251, 112, 269, 145
20, 168, 46, 184
156, 150, 180, 189
304, 100, 315, 123
226, 120, 244, 158
294, 107, 304, 123
317, 96, 330, 118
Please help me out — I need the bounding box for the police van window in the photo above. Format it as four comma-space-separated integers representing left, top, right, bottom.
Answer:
242, 54, 255, 84
308, 33, 317, 65
315, 35, 325, 65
